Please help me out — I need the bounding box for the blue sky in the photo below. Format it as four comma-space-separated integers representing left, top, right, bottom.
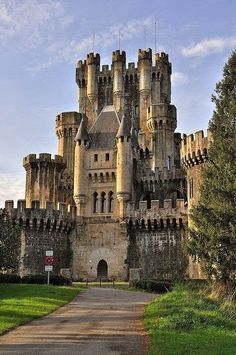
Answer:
0, 0, 235, 205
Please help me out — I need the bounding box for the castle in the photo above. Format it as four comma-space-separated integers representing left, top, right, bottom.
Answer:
4, 47, 211, 280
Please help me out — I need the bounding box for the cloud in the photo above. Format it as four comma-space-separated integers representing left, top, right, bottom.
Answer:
0, 174, 25, 207
53, 17, 153, 63
172, 72, 188, 87
181, 36, 236, 58
0, 0, 74, 48
22, 61, 53, 75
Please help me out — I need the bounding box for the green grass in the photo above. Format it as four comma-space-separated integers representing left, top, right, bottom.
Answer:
0, 284, 81, 335
145, 282, 236, 355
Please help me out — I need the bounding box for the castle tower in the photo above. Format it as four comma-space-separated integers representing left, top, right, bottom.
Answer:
116, 116, 133, 218
23, 154, 65, 209
181, 130, 212, 279
76, 59, 87, 118
86, 53, 100, 122
155, 52, 171, 104
112, 50, 126, 116
74, 118, 89, 216
55, 111, 82, 179
147, 103, 177, 171
138, 48, 152, 141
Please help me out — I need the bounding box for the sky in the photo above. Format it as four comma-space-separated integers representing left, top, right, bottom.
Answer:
0, 0, 235, 206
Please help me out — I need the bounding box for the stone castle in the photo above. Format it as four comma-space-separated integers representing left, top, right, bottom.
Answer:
4, 47, 211, 280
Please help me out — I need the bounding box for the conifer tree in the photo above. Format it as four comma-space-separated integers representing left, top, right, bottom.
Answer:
0, 209, 20, 272
187, 50, 236, 285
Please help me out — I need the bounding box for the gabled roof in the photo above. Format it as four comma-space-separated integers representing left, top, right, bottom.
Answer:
88, 105, 120, 149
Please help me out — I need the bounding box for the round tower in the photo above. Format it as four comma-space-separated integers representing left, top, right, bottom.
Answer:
155, 52, 172, 104
112, 50, 126, 115
147, 104, 177, 171
23, 154, 65, 209
76, 59, 87, 114
138, 48, 152, 101
86, 53, 100, 107
116, 116, 133, 218
74, 118, 89, 216
138, 48, 152, 142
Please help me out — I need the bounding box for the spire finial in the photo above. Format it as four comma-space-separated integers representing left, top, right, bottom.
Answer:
92, 31, 95, 53
155, 21, 157, 54
119, 27, 121, 50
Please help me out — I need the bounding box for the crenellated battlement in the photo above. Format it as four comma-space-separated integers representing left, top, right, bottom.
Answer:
55, 111, 82, 128
86, 52, 100, 66
147, 103, 177, 131
138, 48, 152, 62
181, 129, 212, 167
76, 59, 87, 69
127, 199, 187, 228
23, 153, 65, 167
4, 199, 76, 231
112, 50, 126, 63
139, 166, 183, 185
155, 52, 169, 63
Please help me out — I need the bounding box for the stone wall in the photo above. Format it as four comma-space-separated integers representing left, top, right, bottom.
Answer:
127, 222, 187, 280
71, 218, 128, 280
5, 200, 75, 276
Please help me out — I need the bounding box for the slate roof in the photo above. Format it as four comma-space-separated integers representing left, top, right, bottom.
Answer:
116, 115, 131, 138
88, 106, 121, 149
75, 118, 89, 141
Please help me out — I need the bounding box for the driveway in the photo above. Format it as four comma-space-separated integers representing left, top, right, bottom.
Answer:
0, 287, 157, 354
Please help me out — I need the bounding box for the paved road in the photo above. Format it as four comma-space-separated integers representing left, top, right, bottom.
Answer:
0, 287, 157, 355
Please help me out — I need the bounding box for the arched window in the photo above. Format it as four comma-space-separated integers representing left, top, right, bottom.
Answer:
101, 192, 106, 213
108, 191, 114, 213
93, 192, 98, 213
140, 149, 144, 159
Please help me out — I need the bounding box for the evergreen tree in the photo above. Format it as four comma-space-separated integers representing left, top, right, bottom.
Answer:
0, 209, 20, 272
187, 50, 236, 285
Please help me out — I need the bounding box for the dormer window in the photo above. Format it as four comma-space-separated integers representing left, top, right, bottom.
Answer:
105, 153, 109, 161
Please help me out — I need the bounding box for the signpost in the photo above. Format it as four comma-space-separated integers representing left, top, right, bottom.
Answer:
45, 250, 54, 284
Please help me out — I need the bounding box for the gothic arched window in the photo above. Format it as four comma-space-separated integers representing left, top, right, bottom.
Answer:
108, 191, 114, 213
93, 192, 98, 213
101, 192, 106, 213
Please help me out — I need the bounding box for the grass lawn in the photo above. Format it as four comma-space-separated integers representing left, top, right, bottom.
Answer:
0, 284, 81, 335
145, 282, 236, 355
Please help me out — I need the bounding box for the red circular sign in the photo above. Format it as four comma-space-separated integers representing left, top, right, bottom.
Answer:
45, 256, 54, 265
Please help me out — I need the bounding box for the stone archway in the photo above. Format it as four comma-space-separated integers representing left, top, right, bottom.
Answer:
97, 259, 108, 279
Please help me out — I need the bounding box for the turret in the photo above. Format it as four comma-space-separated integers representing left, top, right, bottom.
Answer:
138, 48, 152, 100
23, 154, 65, 209
112, 50, 126, 114
86, 53, 100, 108
116, 116, 133, 218
55, 112, 82, 181
138, 48, 152, 142
155, 52, 172, 104
147, 104, 177, 171
76, 59, 87, 114
74, 118, 89, 216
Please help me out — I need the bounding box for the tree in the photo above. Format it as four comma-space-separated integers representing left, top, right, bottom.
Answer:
0, 209, 21, 272
187, 50, 236, 285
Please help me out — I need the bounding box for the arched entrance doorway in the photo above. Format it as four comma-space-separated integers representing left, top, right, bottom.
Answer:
97, 259, 108, 279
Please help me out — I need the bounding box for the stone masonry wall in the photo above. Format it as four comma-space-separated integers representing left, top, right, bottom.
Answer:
5, 200, 75, 276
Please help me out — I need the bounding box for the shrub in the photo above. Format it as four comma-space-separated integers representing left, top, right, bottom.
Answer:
133, 279, 172, 293
21, 274, 45, 284
0, 274, 21, 283
49, 275, 71, 286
